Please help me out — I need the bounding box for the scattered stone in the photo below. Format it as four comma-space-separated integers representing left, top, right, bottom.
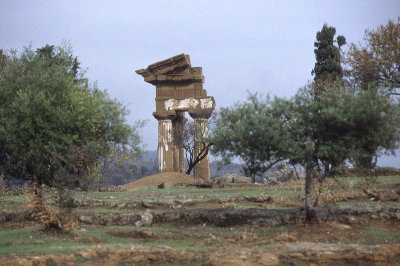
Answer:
245, 194, 274, 203
1, 240, 399, 265
192, 179, 213, 188
258, 252, 280, 266
135, 209, 153, 227
213, 174, 252, 185
97, 185, 127, 192
330, 222, 352, 230
152, 205, 400, 227
346, 216, 358, 224
280, 242, 400, 264
275, 232, 297, 243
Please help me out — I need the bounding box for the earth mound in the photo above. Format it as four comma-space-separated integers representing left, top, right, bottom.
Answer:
124, 172, 195, 190
212, 174, 251, 184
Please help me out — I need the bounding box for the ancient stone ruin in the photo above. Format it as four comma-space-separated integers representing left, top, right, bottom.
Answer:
136, 54, 215, 179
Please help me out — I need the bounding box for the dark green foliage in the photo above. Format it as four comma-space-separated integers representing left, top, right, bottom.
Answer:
282, 84, 399, 221
286, 84, 399, 175
210, 84, 399, 221
36, 44, 81, 81
348, 89, 400, 168
0, 49, 6, 72
312, 24, 346, 83
285, 85, 355, 174
0, 44, 143, 190
210, 94, 292, 182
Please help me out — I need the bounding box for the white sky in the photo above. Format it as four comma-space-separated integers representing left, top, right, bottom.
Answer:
1, 0, 399, 166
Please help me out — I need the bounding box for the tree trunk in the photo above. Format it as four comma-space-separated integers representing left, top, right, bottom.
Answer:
32, 175, 42, 200
304, 165, 319, 223
185, 143, 211, 176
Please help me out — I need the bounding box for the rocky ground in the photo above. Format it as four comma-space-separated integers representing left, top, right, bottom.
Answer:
0, 173, 399, 265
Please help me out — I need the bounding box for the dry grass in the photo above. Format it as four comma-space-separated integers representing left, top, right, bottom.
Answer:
25, 189, 77, 232
124, 172, 196, 190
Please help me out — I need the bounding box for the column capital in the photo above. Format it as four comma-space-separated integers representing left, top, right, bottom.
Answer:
153, 111, 176, 121
189, 108, 213, 119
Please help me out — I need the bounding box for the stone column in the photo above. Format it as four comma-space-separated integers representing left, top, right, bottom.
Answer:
153, 113, 176, 173
172, 112, 186, 173
189, 110, 212, 179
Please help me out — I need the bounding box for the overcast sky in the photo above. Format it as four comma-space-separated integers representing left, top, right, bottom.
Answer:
1, 0, 399, 166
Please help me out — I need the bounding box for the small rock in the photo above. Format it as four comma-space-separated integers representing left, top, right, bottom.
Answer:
79, 214, 94, 224
275, 232, 297, 243
245, 194, 273, 203
331, 222, 352, 230
135, 210, 153, 227
141, 230, 154, 238
346, 216, 357, 224
259, 252, 279, 266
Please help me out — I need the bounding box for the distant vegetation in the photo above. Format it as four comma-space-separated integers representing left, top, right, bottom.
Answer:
101, 150, 245, 186
0, 43, 144, 229
209, 19, 400, 222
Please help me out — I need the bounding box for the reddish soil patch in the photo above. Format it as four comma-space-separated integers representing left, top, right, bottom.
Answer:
124, 172, 196, 190
286, 222, 364, 243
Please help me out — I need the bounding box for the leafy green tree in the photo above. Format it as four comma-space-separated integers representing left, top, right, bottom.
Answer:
209, 85, 398, 222
312, 24, 346, 94
284, 85, 356, 222
343, 18, 400, 167
284, 84, 399, 222
210, 94, 291, 182
344, 17, 400, 95
348, 89, 400, 169
0, 49, 6, 73
0, 44, 143, 193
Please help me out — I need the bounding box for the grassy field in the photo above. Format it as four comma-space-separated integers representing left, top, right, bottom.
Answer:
0, 175, 399, 265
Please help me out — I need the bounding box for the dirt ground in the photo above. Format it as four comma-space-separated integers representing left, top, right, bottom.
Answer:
1, 173, 400, 265
123, 172, 196, 190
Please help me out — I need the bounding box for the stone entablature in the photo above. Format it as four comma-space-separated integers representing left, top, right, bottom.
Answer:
136, 54, 215, 179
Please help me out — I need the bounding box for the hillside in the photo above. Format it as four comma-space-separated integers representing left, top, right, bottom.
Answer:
104, 151, 245, 186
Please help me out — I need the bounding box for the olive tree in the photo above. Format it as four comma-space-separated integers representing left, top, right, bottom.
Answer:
283, 84, 400, 222
0, 44, 143, 196
211, 86, 399, 223
210, 94, 291, 182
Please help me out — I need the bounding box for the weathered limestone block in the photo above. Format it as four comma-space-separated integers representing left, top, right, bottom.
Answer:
172, 112, 186, 173
136, 54, 191, 79
153, 113, 175, 173
189, 110, 213, 179
136, 54, 215, 177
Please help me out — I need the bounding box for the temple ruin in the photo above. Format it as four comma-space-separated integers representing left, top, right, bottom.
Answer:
136, 54, 215, 179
